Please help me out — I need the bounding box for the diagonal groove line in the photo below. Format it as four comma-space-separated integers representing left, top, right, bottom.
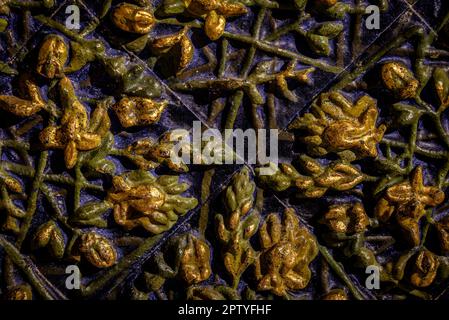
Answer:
6, 0, 71, 65
400, 0, 439, 36
282, 5, 419, 131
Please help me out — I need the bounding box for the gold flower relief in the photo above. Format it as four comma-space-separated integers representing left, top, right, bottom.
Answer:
436, 216, 449, 253
150, 26, 194, 74
36, 34, 69, 79
107, 170, 198, 234
254, 208, 318, 296
112, 96, 168, 128
112, 3, 156, 34
123, 133, 189, 172
157, 0, 248, 40
153, 233, 211, 285
290, 91, 386, 158
321, 203, 370, 235
39, 77, 111, 169
321, 289, 348, 300
410, 250, 440, 288
79, 232, 117, 268
178, 235, 211, 285
394, 249, 441, 289
375, 166, 445, 247
215, 167, 259, 288
184, 0, 248, 40
258, 157, 364, 198
0, 73, 46, 117
381, 62, 419, 100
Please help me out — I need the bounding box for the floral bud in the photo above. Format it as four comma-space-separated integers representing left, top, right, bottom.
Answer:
410, 250, 439, 288
315, 0, 338, 7
5, 284, 33, 300
79, 232, 117, 268
36, 34, 68, 79
112, 3, 155, 34
381, 62, 419, 99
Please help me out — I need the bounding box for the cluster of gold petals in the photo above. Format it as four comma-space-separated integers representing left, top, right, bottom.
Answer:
107, 171, 198, 234
151, 27, 194, 73
410, 250, 440, 288
112, 96, 168, 128
381, 61, 419, 100
79, 232, 117, 268
436, 216, 449, 253
124, 133, 189, 172
255, 208, 318, 296
179, 235, 212, 285
39, 77, 110, 169
322, 203, 370, 234
322, 289, 348, 300
112, 3, 156, 34
375, 166, 445, 246
291, 91, 386, 158
0, 74, 46, 117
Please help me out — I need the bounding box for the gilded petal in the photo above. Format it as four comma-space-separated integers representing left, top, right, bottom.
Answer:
112, 3, 155, 34
36, 34, 68, 79
39, 126, 66, 149
79, 232, 117, 268
0, 96, 44, 117
64, 140, 78, 169
205, 11, 226, 41
217, 1, 248, 17
76, 132, 102, 151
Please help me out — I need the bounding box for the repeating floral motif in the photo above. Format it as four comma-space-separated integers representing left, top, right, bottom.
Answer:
1, 0, 449, 301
